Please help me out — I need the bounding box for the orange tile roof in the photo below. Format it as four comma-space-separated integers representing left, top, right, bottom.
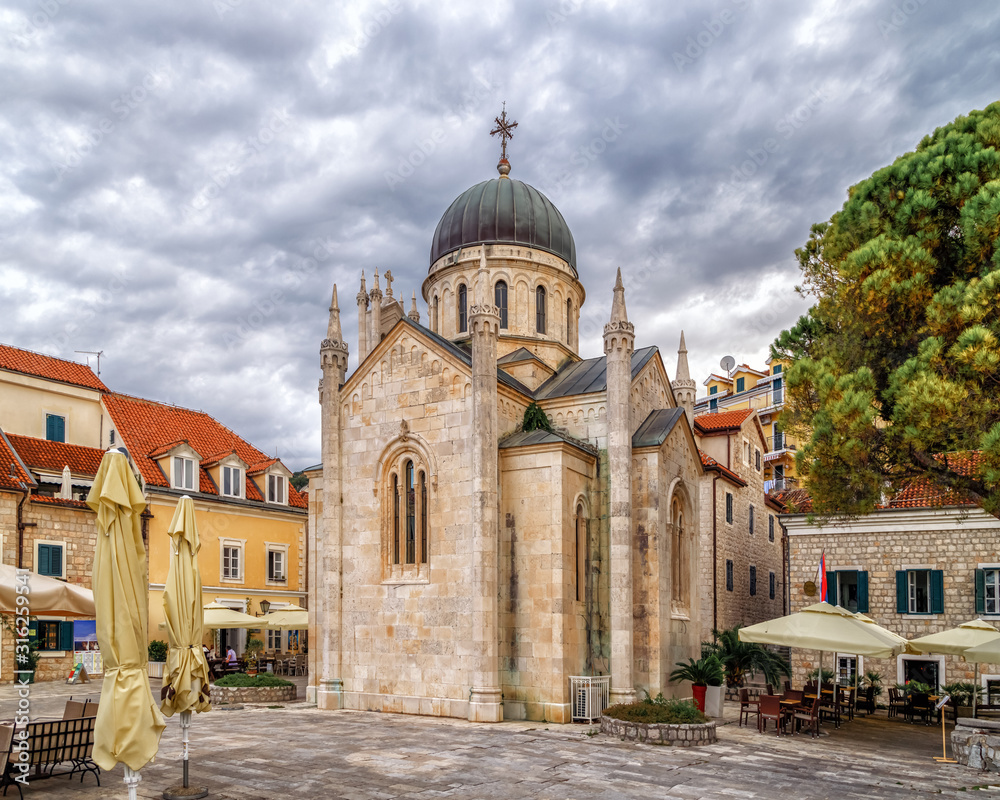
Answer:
6, 433, 105, 476
0, 343, 108, 392
104, 393, 306, 509
772, 488, 812, 513
30, 495, 91, 510
0, 430, 36, 491
698, 449, 747, 487
694, 409, 754, 433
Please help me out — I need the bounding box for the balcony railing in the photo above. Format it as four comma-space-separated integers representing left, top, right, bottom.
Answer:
696, 386, 783, 415
766, 433, 796, 452
764, 476, 799, 494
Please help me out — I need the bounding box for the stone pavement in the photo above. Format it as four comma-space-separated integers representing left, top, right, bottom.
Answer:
3, 679, 999, 799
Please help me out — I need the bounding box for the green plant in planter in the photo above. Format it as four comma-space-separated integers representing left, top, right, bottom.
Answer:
861, 670, 884, 698
942, 681, 983, 707
669, 655, 724, 687
147, 639, 168, 662
807, 667, 836, 683
704, 626, 790, 688
902, 680, 934, 695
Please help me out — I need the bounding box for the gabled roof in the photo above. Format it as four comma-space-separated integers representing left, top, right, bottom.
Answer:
0, 429, 36, 491
698, 449, 747, 487
694, 408, 754, 433
497, 347, 545, 366
534, 346, 658, 400
0, 343, 108, 392
632, 408, 685, 449
103, 393, 306, 509
5, 434, 105, 476
733, 364, 767, 377
772, 488, 813, 512
499, 428, 598, 456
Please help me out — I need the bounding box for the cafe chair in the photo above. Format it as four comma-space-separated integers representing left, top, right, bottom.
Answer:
791, 695, 821, 738
739, 688, 760, 728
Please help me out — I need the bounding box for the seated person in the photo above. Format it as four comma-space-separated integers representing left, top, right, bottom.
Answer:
226, 646, 237, 666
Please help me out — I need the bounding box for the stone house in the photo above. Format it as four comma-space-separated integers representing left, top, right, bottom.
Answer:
309, 153, 704, 723
779, 455, 1000, 692
693, 409, 786, 643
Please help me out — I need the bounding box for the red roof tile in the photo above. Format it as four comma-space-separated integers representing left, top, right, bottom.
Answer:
772, 488, 812, 513
0, 343, 108, 392
247, 457, 279, 475
6, 434, 105, 476
104, 393, 305, 508
694, 408, 755, 433
698, 449, 747, 487
30, 495, 91, 510
0, 430, 36, 491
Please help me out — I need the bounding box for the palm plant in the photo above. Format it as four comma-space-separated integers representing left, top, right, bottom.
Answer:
705, 626, 791, 688
669, 655, 724, 687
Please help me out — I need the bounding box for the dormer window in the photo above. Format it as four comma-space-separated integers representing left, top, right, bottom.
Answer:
173, 457, 195, 490
222, 465, 242, 498
268, 474, 286, 504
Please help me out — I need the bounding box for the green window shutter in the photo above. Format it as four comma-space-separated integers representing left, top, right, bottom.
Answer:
736, 377, 745, 393
826, 571, 838, 606
930, 570, 945, 614
38, 544, 51, 576
46, 414, 65, 442
896, 571, 907, 614
51, 545, 62, 577
976, 569, 986, 615
857, 571, 869, 614
59, 621, 75, 651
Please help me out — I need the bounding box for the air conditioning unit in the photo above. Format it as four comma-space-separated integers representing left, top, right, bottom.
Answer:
570, 676, 610, 723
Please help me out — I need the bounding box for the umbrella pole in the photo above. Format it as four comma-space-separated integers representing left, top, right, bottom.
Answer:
182, 711, 191, 788
163, 710, 208, 800
124, 766, 141, 800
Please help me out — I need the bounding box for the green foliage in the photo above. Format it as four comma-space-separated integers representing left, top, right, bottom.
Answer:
807, 668, 835, 683
774, 102, 1000, 518
147, 639, 168, 662
214, 673, 294, 688
604, 696, 708, 724
521, 402, 553, 433
899, 680, 934, 696
703, 626, 791, 688
245, 637, 264, 655
669, 655, 724, 687
862, 670, 884, 698
943, 681, 984, 707
290, 471, 309, 491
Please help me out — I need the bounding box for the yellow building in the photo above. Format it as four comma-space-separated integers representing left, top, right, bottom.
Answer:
694, 356, 797, 492
104, 392, 308, 656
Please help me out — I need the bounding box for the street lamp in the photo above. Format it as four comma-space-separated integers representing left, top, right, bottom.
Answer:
259, 599, 271, 616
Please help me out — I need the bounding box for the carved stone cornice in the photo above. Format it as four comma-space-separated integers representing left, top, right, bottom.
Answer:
470, 303, 500, 319
321, 338, 349, 353
369, 287, 383, 303
356, 291, 369, 307
603, 320, 634, 336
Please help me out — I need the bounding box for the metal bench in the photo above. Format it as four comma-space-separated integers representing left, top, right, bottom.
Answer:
1, 717, 100, 798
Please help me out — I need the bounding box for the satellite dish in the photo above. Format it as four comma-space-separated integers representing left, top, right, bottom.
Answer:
720, 355, 736, 374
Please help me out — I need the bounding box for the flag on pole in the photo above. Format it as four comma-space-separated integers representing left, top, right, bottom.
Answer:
815, 552, 828, 602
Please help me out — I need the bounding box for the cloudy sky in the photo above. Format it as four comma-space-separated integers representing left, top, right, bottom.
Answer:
1, 0, 998, 469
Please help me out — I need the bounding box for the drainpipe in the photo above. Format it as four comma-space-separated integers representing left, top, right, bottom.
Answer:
712, 475, 719, 634
16, 489, 37, 569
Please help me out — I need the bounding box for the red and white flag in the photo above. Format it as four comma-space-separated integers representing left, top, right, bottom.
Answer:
816, 552, 828, 602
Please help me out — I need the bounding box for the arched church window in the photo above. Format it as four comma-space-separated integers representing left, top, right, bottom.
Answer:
458, 284, 468, 333
566, 298, 573, 344
575, 504, 586, 602
495, 281, 508, 329
420, 470, 427, 563
433, 294, 439, 332
384, 453, 430, 579
392, 474, 400, 564
535, 285, 546, 334
671, 497, 688, 612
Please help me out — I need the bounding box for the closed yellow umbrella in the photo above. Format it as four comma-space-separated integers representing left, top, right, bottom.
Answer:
86, 449, 165, 799
161, 496, 211, 800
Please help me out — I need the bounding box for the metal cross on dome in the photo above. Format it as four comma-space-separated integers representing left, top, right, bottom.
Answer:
490, 102, 518, 161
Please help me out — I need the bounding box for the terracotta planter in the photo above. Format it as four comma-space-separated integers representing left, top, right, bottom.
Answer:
692, 684, 707, 712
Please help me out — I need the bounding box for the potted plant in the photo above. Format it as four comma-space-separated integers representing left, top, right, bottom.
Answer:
245, 637, 264, 676
807, 667, 835, 684
704, 626, 791, 695
942, 681, 983, 718
147, 639, 168, 678
670, 655, 724, 713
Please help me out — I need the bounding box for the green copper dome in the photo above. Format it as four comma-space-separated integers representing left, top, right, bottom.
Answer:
429, 177, 577, 274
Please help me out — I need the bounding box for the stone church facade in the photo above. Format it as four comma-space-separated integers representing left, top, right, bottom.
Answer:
308, 153, 704, 723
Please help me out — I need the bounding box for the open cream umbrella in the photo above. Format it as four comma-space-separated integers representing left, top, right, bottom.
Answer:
86, 449, 165, 800
203, 601, 261, 629
160, 496, 211, 800
261, 603, 308, 630
915, 620, 1000, 716
0, 563, 95, 617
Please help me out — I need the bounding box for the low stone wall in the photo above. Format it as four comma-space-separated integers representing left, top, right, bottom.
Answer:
211, 684, 297, 705
600, 715, 717, 746
953, 718, 1000, 771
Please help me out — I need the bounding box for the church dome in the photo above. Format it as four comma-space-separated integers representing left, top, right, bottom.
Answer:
429, 176, 577, 274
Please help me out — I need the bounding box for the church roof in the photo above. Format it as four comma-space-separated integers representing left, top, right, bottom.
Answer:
429, 177, 577, 273
497, 347, 546, 366
632, 408, 686, 449
534, 346, 658, 399
498, 428, 598, 456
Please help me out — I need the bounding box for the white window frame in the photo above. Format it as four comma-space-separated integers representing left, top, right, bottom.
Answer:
267, 473, 287, 505
896, 654, 945, 690
266, 542, 289, 585
220, 538, 245, 583
980, 563, 1000, 618
907, 569, 931, 614
34, 539, 67, 580
266, 628, 283, 652
173, 456, 196, 491
221, 465, 242, 498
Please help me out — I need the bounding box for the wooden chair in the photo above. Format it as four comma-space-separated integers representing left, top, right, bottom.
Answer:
819, 688, 842, 728
887, 687, 906, 718
783, 680, 792, 693
791, 695, 821, 737
739, 689, 760, 728
842, 687, 855, 722
766, 683, 775, 696
856, 685, 876, 716
907, 692, 932, 725
758, 695, 786, 736
783, 689, 805, 708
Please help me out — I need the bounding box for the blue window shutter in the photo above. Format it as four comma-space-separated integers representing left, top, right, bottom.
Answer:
46, 414, 65, 442
896, 571, 907, 614
976, 569, 986, 615
857, 571, 869, 614
38, 544, 51, 576
51, 545, 62, 577
59, 621, 74, 651
930, 570, 944, 614
826, 572, 838, 606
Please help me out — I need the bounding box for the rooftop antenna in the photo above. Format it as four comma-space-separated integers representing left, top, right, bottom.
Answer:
720, 355, 735, 377
75, 349, 104, 378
